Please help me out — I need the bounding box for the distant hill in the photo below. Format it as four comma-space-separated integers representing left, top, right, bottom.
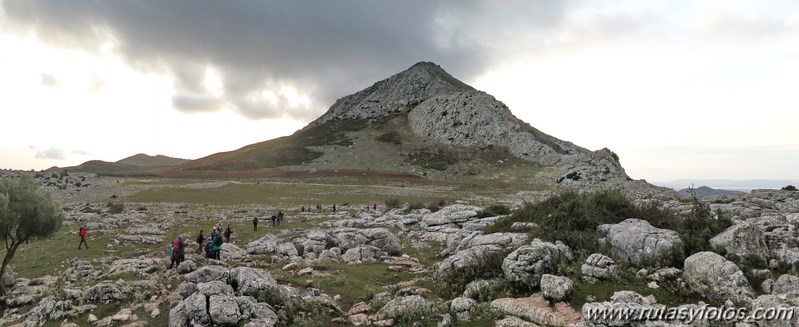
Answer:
51, 154, 188, 176
659, 179, 799, 192
170, 61, 641, 190
677, 186, 745, 199
116, 153, 188, 167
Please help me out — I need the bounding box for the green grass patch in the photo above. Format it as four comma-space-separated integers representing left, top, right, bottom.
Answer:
275, 261, 415, 307
127, 182, 455, 206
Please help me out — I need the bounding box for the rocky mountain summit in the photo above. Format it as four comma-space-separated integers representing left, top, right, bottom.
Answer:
307, 62, 628, 184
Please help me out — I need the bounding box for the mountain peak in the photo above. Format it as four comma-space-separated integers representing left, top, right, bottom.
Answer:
307, 62, 474, 127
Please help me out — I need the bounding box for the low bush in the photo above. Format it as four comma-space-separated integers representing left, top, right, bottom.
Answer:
477, 204, 510, 218
487, 190, 731, 266
385, 198, 401, 209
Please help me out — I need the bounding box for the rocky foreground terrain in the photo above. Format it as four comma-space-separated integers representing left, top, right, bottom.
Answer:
1, 171, 799, 327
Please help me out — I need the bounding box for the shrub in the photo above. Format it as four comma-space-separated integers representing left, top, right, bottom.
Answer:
486, 190, 731, 266
426, 203, 440, 213
477, 204, 511, 218
385, 198, 401, 209
106, 202, 125, 214
405, 203, 425, 213
783, 185, 798, 191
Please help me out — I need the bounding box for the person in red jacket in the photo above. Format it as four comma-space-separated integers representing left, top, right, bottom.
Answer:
78, 225, 88, 250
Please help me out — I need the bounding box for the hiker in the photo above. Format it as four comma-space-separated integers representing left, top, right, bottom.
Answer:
168, 236, 185, 269
270, 215, 276, 227
204, 236, 214, 259
301, 206, 305, 212
316, 204, 321, 212
212, 231, 223, 260
196, 230, 204, 253
277, 210, 284, 225
224, 224, 232, 242
78, 225, 88, 250
333, 204, 336, 213
253, 216, 259, 231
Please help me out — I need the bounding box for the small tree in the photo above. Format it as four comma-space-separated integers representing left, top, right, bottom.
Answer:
0, 175, 64, 294
783, 185, 797, 191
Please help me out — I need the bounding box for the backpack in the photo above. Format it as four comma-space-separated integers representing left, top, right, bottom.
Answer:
172, 239, 180, 254
213, 234, 223, 246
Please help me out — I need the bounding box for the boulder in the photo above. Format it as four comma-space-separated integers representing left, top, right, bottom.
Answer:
496, 316, 541, 327
169, 292, 210, 327
541, 274, 574, 303
185, 265, 230, 284
771, 274, 799, 296
246, 235, 279, 255
435, 245, 505, 283
598, 219, 683, 265
84, 283, 124, 303
450, 297, 477, 321
277, 242, 299, 257
209, 295, 241, 325
197, 280, 235, 297
421, 204, 481, 227
229, 267, 279, 299
502, 239, 562, 288
2, 266, 17, 287
710, 222, 770, 261
454, 232, 529, 252
221, 243, 248, 260
22, 296, 71, 327
108, 258, 162, 276
176, 260, 196, 274
491, 294, 583, 327
683, 251, 754, 306
581, 253, 617, 283
375, 295, 433, 320
331, 228, 402, 255
341, 245, 387, 264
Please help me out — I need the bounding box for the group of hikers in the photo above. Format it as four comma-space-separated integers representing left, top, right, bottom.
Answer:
168, 223, 231, 269
252, 210, 283, 231
77, 206, 345, 269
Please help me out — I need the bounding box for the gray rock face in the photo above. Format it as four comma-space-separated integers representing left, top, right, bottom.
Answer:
221, 243, 248, 260
246, 234, 279, 255
84, 283, 124, 303
450, 297, 477, 321
502, 239, 562, 287
185, 265, 230, 284
582, 291, 659, 327
229, 267, 278, 299
376, 295, 433, 320
436, 245, 505, 283
683, 251, 754, 306
409, 91, 584, 168
277, 242, 299, 257
331, 228, 402, 255
421, 204, 481, 227
301, 230, 331, 257
581, 253, 618, 283
169, 293, 201, 327
3, 266, 17, 287
541, 274, 574, 303
209, 295, 241, 325
771, 274, 799, 296
108, 258, 162, 276
22, 296, 71, 327
453, 232, 529, 253
197, 280, 235, 297
308, 62, 474, 127
749, 295, 797, 327
176, 260, 196, 274
341, 245, 387, 264
710, 222, 770, 260
598, 219, 683, 265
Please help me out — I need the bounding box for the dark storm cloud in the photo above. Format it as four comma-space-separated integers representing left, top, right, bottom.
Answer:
3, 0, 573, 120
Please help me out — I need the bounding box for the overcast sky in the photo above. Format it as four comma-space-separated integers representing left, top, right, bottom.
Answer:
1, 0, 797, 182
